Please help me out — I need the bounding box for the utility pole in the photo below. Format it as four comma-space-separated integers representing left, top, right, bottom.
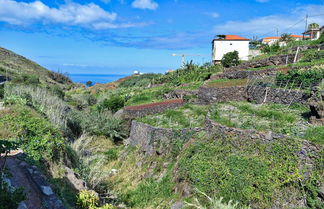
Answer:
171, 54, 204, 68
276, 28, 279, 37
303, 14, 308, 40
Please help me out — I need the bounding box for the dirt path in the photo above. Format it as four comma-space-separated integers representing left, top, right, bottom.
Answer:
5, 157, 44, 209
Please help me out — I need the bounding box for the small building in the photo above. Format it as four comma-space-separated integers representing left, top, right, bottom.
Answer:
303, 26, 324, 40
212, 35, 250, 64
262, 35, 304, 45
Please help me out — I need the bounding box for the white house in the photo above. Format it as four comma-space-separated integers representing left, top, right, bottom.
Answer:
212, 35, 250, 64
303, 26, 324, 40
262, 35, 304, 45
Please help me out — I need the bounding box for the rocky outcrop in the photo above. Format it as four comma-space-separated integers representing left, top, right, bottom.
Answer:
198, 86, 247, 104
123, 99, 184, 118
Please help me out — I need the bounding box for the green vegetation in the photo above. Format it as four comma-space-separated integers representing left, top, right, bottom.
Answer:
119, 73, 162, 88
0, 140, 26, 209
178, 135, 323, 209
138, 104, 208, 128
276, 65, 324, 89
304, 126, 324, 145
0, 47, 72, 88
210, 102, 311, 137
76, 190, 115, 209
221, 51, 240, 67
97, 95, 125, 113
207, 79, 247, 88
300, 49, 324, 63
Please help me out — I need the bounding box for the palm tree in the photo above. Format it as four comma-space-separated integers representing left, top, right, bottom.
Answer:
279, 33, 294, 43
308, 23, 319, 30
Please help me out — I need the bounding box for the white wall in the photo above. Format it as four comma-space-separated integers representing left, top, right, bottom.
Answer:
212, 40, 249, 62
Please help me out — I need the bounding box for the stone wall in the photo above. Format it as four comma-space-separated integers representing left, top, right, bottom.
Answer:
247, 86, 309, 104
123, 99, 184, 118
210, 68, 280, 80
164, 89, 198, 99
19, 159, 65, 209
198, 86, 247, 104
125, 120, 204, 155
227, 54, 297, 71
205, 116, 286, 142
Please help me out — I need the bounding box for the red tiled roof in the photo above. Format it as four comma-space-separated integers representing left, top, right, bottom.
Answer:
263, 35, 304, 40
224, 35, 249, 40
214, 35, 249, 41
263, 36, 280, 40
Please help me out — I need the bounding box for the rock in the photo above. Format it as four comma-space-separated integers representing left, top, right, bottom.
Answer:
114, 109, 124, 119
41, 186, 54, 196
171, 201, 185, 209
319, 184, 324, 200
17, 202, 28, 209
65, 167, 87, 191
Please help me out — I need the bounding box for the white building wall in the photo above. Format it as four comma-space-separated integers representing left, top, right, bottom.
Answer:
212, 40, 250, 62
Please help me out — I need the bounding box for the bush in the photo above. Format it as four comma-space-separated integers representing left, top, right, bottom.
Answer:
76, 190, 115, 209
304, 126, 324, 144
74, 110, 126, 140
104, 148, 118, 161
260, 43, 281, 54
12, 73, 40, 85
97, 96, 125, 113
155, 63, 221, 86
221, 51, 240, 68
119, 74, 162, 88
300, 50, 324, 62
275, 66, 324, 89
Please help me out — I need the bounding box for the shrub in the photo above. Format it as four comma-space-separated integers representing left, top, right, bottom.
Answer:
119, 74, 161, 88
304, 126, 324, 144
104, 148, 118, 162
4, 95, 27, 106
275, 66, 324, 89
74, 110, 126, 140
300, 50, 324, 63
156, 63, 221, 86
12, 73, 40, 85
76, 190, 115, 209
178, 136, 304, 208
97, 96, 125, 113
260, 43, 281, 54
221, 51, 240, 68
4, 84, 70, 131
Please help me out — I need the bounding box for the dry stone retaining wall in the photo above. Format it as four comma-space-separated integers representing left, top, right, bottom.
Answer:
247, 86, 309, 104
198, 86, 247, 104
125, 120, 204, 155
227, 54, 297, 71
123, 99, 184, 118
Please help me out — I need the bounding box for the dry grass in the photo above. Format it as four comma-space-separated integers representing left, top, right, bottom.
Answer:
206, 79, 248, 88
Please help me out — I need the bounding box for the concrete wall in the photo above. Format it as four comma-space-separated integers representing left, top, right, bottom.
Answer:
212, 40, 249, 61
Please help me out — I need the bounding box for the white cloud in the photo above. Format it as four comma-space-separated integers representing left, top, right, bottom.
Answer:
0, 0, 152, 30
256, 0, 269, 3
207, 12, 220, 18
132, 0, 158, 10
214, 4, 324, 37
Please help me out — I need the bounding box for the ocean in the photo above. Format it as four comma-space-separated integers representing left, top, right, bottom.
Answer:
69, 74, 128, 85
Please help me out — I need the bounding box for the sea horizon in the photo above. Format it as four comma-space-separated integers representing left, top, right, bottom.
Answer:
68, 73, 129, 84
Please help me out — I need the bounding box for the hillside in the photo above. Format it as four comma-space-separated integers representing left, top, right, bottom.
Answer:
0, 47, 72, 88
0, 37, 324, 209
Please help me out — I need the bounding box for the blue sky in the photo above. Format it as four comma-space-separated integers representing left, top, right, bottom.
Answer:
0, 0, 323, 75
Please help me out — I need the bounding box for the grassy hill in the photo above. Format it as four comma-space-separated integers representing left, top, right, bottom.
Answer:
0, 47, 72, 88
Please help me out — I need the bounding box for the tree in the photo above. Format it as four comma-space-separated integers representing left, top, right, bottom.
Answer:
221, 51, 240, 68
86, 81, 93, 87
279, 33, 294, 43
308, 23, 319, 30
